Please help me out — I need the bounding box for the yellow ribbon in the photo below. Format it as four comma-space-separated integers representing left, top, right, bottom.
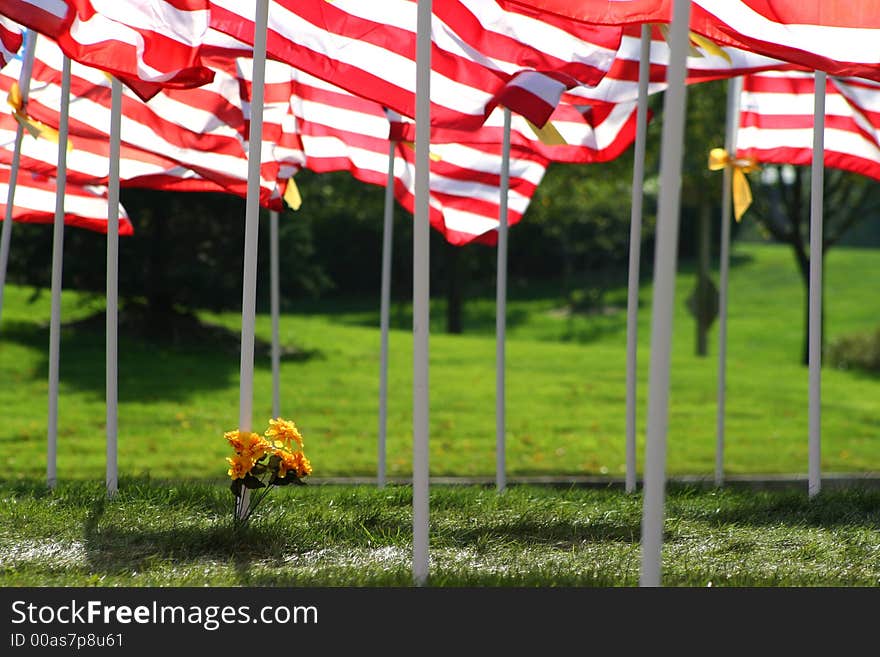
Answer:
708, 147, 759, 222
402, 141, 442, 162
657, 25, 732, 64
7, 82, 73, 151
525, 118, 567, 146
283, 177, 302, 211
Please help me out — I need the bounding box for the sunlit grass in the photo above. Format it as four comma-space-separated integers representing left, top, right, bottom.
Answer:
1, 479, 878, 586
0, 242, 878, 482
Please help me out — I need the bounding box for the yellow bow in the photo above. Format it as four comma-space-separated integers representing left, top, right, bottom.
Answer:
708, 147, 759, 222
7, 82, 73, 151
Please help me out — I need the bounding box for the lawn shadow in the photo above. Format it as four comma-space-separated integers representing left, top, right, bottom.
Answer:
0, 310, 323, 403
81, 503, 311, 584
666, 485, 880, 530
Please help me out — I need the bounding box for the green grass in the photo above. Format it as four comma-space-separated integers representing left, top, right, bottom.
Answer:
1, 241, 879, 481
2, 479, 878, 586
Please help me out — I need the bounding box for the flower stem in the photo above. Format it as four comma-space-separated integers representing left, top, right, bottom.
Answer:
240, 481, 275, 522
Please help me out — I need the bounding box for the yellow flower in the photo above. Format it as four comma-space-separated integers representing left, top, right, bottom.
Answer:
277, 449, 312, 479
227, 430, 271, 461
293, 451, 313, 477
226, 455, 253, 480
224, 429, 244, 452
265, 417, 304, 449
245, 436, 272, 461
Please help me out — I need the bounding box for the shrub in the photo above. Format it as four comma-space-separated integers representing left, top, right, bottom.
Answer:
827, 327, 880, 373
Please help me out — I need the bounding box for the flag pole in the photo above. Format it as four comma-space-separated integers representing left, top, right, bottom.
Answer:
808, 71, 826, 499
270, 208, 281, 419
639, 0, 692, 588
625, 23, 651, 494
236, 0, 270, 520
715, 75, 743, 488
495, 106, 511, 493
105, 76, 122, 497
378, 140, 396, 488
413, 0, 432, 586
0, 30, 37, 328
47, 55, 71, 490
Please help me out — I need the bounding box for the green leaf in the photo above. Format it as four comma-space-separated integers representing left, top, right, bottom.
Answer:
230, 479, 243, 497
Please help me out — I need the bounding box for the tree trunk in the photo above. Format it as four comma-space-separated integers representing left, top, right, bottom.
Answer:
145, 208, 174, 338
696, 201, 711, 356
446, 242, 464, 334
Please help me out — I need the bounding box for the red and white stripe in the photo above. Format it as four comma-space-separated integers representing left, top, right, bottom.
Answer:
565, 24, 801, 106
1, 0, 215, 99
498, 0, 671, 26
0, 165, 133, 234
290, 70, 549, 246
691, 1, 880, 82
1, 38, 287, 207
209, 0, 622, 129
389, 98, 643, 165
737, 70, 880, 181
0, 18, 23, 70
497, 2, 880, 85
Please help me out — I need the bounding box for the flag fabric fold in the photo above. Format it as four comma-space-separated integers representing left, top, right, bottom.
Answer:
0, 18, 23, 70
0, 165, 133, 234
208, 0, 622, 129
690, 1, 880, 83
289, 69, 550, 246
0, 38, 289, 207
1, 0, 216, 99
737, 70, 880, 182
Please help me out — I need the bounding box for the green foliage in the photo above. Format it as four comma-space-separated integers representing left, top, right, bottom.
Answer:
6, 188, 332, 315
828, 326, 880, 373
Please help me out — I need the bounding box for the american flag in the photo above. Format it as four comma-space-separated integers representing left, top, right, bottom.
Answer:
0, 0, 215, 99
208, 0, 622, 129
0, 165, 133, 234
737, 70, 880, 182
289, 69, 550, 246
0, 37, 290, 207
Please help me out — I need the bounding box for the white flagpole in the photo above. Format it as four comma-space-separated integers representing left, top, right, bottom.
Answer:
47, 55, 71, 490
378, 140, 395, 488
639, 0, 692, 588
0, 31, 37, 327
236, 0, 270, 520
496, 107, 511, 493
270, 209, 280, 419
808, 71, 826, 499
413, 0, 432, 586
715, 75, 743, 488
625, 24, 651, 494
105, 76, 122, 496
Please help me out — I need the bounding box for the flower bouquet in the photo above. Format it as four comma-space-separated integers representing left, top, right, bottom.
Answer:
225, 417, 312, 523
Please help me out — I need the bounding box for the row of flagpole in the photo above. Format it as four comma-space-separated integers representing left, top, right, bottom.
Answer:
1, 0, 832, 585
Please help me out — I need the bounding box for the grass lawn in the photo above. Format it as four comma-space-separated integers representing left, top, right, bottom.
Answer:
2, 480, 879, 587
1, 240, 879, 588
1, 241, 877, 482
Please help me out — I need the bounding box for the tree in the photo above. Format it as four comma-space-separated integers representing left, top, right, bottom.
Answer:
747, 164, 880, 364
7, 187, 331, 338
